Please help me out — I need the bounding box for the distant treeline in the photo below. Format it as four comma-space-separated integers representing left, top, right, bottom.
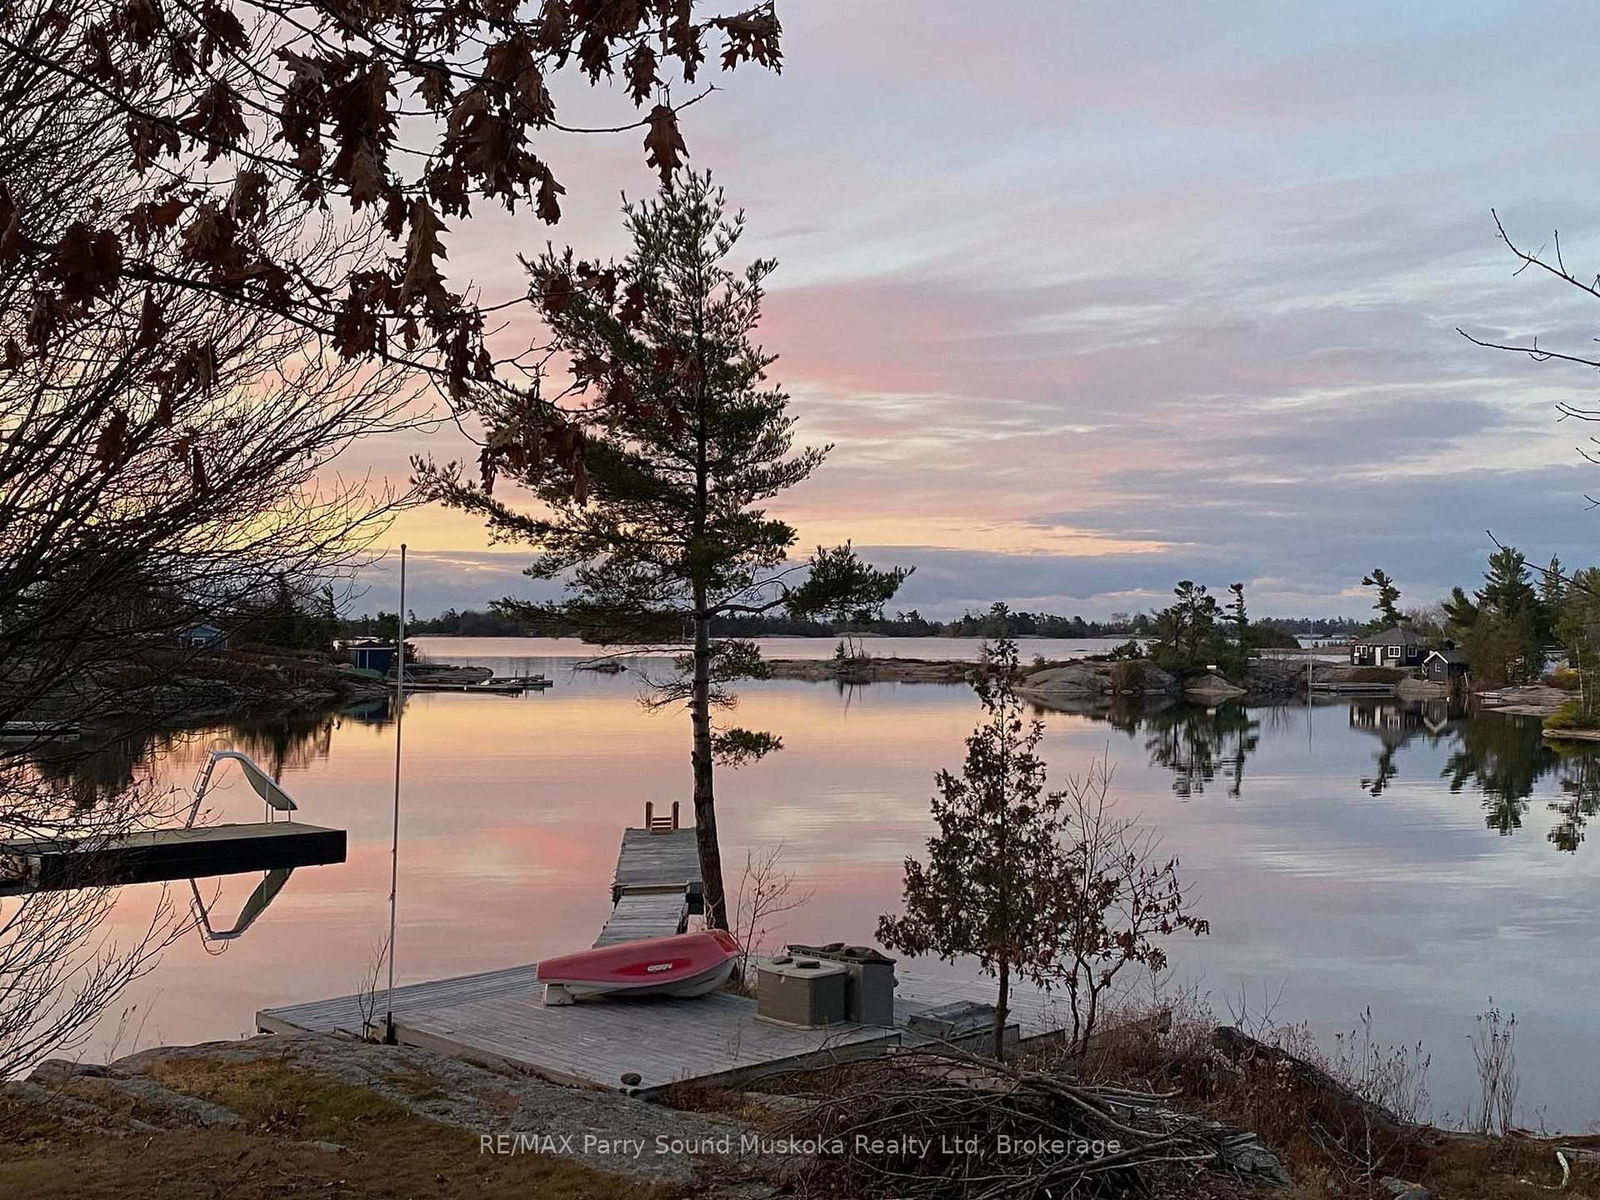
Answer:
342, 605, 1364, 641
341, 608, 531, 638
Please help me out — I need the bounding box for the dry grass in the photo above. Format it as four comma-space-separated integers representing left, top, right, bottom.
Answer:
0, 1059, 675, 1200
1069, 993, 1600, 1199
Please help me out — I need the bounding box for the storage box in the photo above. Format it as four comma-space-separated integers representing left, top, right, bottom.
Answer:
785, 942, 897, 1026
756, 957, 849, 1028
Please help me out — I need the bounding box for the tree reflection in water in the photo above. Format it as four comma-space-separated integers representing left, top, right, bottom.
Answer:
25, 699, 393, 815
1438, 706, 1563, 837
1071, 698, 1263, 799
1544, 743, 1600, 852
1348, 698, 1464, 798
1062, 694, 1600, 853
1141, 704, 1261, 798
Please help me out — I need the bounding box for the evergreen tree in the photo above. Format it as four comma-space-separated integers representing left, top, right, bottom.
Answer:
879, 640, 1207, 1059
1536, 554, 1565, 646
1442, 586, 1479, 641
1361, 568, 1403, 628
878, 640, 1059, 1059
1556, 567, 1600, 724
1148, 581, 1223, 674
1222, 582, 1250, 674
1540, 555, 1566, 616
1469, 546, 1544, 683
420, 175, 907, 928
1481, 547, 1539, 618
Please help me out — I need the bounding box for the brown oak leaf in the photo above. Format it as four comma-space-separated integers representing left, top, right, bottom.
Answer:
644, 105, 686, 183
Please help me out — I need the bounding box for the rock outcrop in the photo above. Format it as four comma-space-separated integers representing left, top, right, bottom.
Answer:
765, 657, 974, 683
9, 1033, 775, 1187
1183, 674, 1247, 700
1017, 659, 1180, 702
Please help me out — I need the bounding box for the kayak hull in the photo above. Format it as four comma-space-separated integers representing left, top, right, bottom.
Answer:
537, 929, 740, 1005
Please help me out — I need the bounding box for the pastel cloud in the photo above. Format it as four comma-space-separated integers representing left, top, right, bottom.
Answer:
345, 0, 1600, 619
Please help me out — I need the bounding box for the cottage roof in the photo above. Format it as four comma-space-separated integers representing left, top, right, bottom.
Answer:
1425, 648, 1467, 664
1356, 626, 1425, 646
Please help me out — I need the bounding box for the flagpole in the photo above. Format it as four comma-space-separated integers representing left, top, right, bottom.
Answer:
384, 544, 406, 1043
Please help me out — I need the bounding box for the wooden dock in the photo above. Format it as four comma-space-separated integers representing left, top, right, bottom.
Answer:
256, 811, 1067, 1095
595, 820, 702, 947
0, 823, 345, 895
256, 964, 1063, 1096
398, 680, 549, 693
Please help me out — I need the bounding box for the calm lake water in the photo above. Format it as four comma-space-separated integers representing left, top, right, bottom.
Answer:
57, 637, 1600, 1131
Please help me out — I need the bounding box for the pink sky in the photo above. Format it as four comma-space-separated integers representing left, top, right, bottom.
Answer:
330, 0, 1600, 620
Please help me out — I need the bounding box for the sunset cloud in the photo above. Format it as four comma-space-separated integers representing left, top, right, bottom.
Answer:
355, 0, 1600, 619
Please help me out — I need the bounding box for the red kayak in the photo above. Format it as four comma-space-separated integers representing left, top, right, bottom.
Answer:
536, 929, 740, 1006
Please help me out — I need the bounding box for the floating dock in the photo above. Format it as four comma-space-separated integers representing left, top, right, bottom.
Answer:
256, 962, 1063, 1096
258, 811, 1066, 1095
0, 822, 346, 895
398, 680, 550, 693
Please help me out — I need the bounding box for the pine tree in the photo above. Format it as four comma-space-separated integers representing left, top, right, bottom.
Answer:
1442, 586, 1479, 641
419, 174, 907, 927
1362, 568, 1403, 628
1538, 554, 1565, 644
878, 640, 1057, 1058
1223, 582, 1250, 674
1468, 547, 1544, 684
1148, 581, 1223, 674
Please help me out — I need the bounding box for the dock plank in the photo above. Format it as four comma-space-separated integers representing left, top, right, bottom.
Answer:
593, 891, 690, 947
1, 822, 345, 893
392, 988, 900, 1094
610, 827, 700, 898
257, 960, 1064, 1091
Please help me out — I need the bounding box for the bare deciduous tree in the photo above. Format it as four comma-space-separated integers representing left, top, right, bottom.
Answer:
0, 847, 186, 1079
1050, 760, 1210, 1056
1462, 212, 1600, 483
732, 842, 812, 982
1470, 1001, 1519, 1137
0, 12, 417, 1076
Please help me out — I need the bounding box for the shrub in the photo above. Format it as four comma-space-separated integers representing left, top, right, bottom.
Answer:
1109, 659, 1145, 693
1543, 668, 1581, 692
1543, 698, 1598, 732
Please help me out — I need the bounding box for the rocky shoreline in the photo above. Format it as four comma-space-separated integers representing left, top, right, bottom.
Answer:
1476, 684, 1570, 718
81, 652, 502, 732
764, 656, 974, 683
766, 652, 1426, 705
5, 1024, 1585, 1199
99, 655, 391, 728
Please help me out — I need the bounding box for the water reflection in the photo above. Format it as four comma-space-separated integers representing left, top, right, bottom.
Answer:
31, 694, 1600, 867
9, 706, 378, 952
30, 700, 396, 799
1135, 703, 1262, 798
1050, 694, 1600, 852
55, 659, 1600, 1130
190, 868, 294, 953
1548, 753, 1600, 852
1349, 698, 1465, 797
